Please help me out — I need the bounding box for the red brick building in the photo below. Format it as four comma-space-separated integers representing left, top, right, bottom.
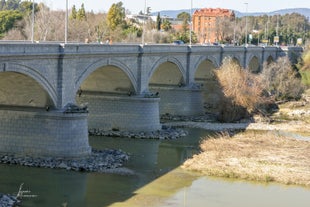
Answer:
193, 8, 235, 44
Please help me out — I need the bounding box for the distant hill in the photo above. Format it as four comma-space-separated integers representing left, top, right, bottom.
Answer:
152, 8, 310, 19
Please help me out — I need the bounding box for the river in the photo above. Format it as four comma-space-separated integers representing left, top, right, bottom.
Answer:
0, 128, 309, 207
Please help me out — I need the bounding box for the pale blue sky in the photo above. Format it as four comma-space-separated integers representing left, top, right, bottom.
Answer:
36, 0, 309, 14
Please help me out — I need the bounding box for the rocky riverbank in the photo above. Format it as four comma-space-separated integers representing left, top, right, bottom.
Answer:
89, 125, 188, 139
0, 194, 20, 207
0, 149, 131, 175
0, 125, 189, 175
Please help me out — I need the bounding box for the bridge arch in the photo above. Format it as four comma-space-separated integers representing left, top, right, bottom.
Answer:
193, 56, 218, 85
222, 55, 242, 68
0, 62, 57, 107
75, 58, 138, 94
148, 57, 186, 87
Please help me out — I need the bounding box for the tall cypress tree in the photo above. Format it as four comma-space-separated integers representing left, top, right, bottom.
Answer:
70, 5, 77, 20
77, 3, 86, 21
156, 12, 161, 31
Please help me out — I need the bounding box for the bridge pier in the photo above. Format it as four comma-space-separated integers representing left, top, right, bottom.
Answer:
77, 92, 161, 132
150, 85, 204, 116
0, 108, 91, 158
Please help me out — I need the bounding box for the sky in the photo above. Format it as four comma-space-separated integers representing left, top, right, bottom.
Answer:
35, 0, 310, 14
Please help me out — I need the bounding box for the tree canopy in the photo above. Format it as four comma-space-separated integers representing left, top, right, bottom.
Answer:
107, 1, 125, 31
0, 9, 22, 36
177, 12, 190, 22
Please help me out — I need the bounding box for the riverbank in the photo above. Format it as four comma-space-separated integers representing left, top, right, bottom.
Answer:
0, 149, 131, 174
0, 194, 20, 207
181, 90, 310, 187
182, 131, 310, 187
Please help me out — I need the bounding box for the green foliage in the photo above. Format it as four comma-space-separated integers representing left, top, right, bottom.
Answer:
77, 3, 86, 21
173, 30, 198, 44
107, 1, 125, 31
296, 48, 310, 86
70, 5, 77, 20
123, 24, 142, 38
237, 13, 310, 45
156, 12, 161, 31
19, 1, 38, 15
161, 18, 171, 31
177, 12, 190, 22
1, 0, 20, 10
300, 71, 310, 86
0, 10, 22, 36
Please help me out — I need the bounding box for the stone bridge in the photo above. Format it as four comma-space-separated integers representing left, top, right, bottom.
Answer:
0, 43, 303, 157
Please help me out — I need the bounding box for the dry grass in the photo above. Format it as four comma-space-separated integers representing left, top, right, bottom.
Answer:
182, 131, 310, 187
215, 57, 265, 113
262, 56, 305, 100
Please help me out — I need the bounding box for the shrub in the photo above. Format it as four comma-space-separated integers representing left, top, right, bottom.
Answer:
261, 56, 305, 101
215, 57, 266, 122
296, 48, 310, 87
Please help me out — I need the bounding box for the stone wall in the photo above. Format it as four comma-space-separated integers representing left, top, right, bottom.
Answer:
77, 93, 161, 132
150, 87, 204, 116
0, 109, 91, 157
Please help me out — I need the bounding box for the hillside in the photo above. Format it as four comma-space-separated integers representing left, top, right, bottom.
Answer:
152, 8, 310, 18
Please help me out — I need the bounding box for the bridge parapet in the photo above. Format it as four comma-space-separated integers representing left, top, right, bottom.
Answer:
0, 43, 62, 56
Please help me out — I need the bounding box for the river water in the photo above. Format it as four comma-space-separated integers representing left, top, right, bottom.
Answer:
0, 128, 309, 207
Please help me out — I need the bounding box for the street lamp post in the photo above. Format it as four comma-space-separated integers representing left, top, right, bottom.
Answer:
244, 2, 248, 46
233, 15, 236, 45
65, 0, 68, 44
267, 16, 270, 45
276, 13, 279, 46
142, 0, 147, 45
189, 0, 192, 46
31, 0, 34, 43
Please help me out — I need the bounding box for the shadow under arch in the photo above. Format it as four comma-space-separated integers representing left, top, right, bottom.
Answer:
75, 63, 161, 132
222, 56, 242, 68
231, 56, 242, 67
193, 57, 219, 84
266, 55, 274, 65
75, 59, 138, 95
248, 55, 260, 73
148, 57, 186, 87
194, 58, 222, 114
194, 55, 220, 72
77, 65, 136, 96
0, 62, 57, 108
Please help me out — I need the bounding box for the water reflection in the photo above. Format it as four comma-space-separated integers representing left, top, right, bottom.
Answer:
0, 165, 87, 207
0, 128, 309, 207
158, 176, 310, 207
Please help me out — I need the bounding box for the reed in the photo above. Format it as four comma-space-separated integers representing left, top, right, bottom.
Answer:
182, 131, 310, 187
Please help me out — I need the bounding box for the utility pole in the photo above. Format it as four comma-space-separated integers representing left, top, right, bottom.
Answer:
31, 0, 34, 43
233, 15, 236, 45
142, 0, 147, 45
190, 0, 193, 46
65, 0, 68, 44
267, 16, 270, 45
244, 2, 248, 46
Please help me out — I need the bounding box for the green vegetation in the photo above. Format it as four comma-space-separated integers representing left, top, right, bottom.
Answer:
297, 47, 310, 86
0, 10, 22, 37
107, 2, 125, 31
240, 13, 310, 45
0, 1, 308, 45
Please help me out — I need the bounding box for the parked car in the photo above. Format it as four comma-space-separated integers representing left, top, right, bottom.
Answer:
173, 40, 184, 45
